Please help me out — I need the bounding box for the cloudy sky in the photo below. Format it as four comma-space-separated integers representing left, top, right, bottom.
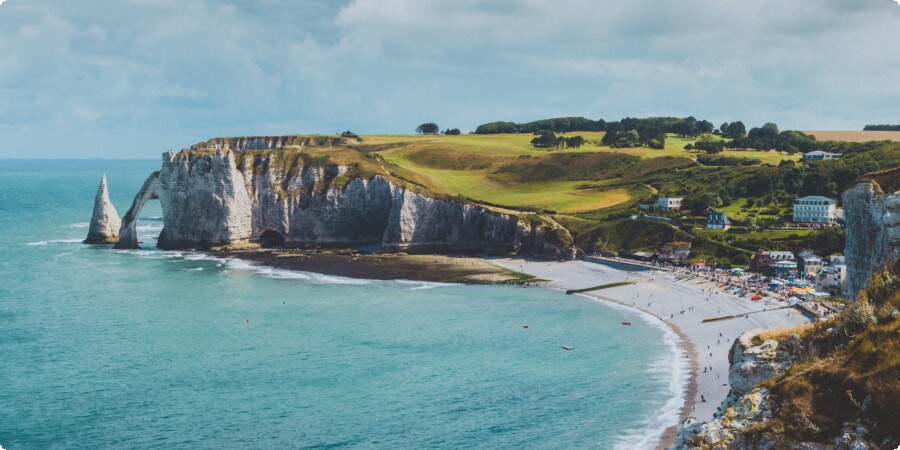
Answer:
1, 0, 898, 158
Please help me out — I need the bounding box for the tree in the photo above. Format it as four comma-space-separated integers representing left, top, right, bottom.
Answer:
443, 128, 461, 135
566, 135, 585, 148
695, 137, 725, 154
696, 120, 714, 135
416, 123, 440, 135
531, 131, 559, 148
729, 121, 747, 137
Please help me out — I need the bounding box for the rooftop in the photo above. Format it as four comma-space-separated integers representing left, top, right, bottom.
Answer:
795, 195, 836, 204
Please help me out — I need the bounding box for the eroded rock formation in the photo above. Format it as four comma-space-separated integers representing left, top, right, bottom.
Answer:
843, 168, 900, 295
84, 175, 122, 244
113, 148, 522, 253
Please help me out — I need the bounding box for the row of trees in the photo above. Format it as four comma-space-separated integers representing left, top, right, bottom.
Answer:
475, 117, 605, 134
415, 123, 461, 135
530, 132, 585, 149
474, 116, 716, 138
724, 123, 820, 154
863, 124, 900, 131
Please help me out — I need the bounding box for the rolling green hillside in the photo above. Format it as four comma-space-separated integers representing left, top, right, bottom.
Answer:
232, 132, 898, 264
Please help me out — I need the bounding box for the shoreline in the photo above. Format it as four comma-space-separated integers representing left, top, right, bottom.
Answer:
212, 249, 540, 285
488, 257, 813, 449
181, 248, 811, 448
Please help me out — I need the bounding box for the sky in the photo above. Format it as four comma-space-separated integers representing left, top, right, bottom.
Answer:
0, 0, 899, 158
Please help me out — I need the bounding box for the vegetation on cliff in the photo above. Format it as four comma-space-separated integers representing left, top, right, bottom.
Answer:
716, 259, 900, 447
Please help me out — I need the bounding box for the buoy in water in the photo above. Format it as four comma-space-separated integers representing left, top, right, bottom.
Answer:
622, 322, 632, 326
523, 324, 529, 329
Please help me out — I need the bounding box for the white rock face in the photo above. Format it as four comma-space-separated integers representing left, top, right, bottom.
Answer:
843, 179, 900, 295
728, 333, 791, 395
115, 149, 520, 252
84, 175, 122, 244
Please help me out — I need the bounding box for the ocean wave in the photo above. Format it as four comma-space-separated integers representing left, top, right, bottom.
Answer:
117, 249, 185, 259
135, 225, 164, 233
394, 280, 456, 290
139, 216, 164, 221
26, 239, 83, 246
68, 222, 90, 229
116, 248, 372, 285
217, 257, 311, 280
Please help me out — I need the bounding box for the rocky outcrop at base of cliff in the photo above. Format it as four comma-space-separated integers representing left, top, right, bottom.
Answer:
674, 330, 892, 449
113, 148, 523, 254
843, 168, 900, 296
84, 175, 121, 244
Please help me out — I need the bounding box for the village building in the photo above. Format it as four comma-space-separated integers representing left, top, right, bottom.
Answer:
772, 260, 799, 277
750, 250, 795, 273
706, 211, 731, 230
817, 264, 847, 295
656, 196, 683, 212
658, 241, 691, 262
801, 151, 842, 161
797, 251, 823, 277
793, 196, 841, 225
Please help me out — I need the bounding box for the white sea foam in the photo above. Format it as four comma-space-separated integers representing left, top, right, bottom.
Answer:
182, 267, 204, 271
394, 280, 456, 290
26, 239, 83, 246
310, 273, 369, 285
68, 222, 90, 229
135, 225, 164, 233
117, 247, 375, 285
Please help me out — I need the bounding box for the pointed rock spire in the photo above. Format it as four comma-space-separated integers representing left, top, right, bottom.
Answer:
84, 174, 122, 244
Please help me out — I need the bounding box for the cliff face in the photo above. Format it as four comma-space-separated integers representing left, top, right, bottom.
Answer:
843, 168, 900, 295
115, 149, 521, 253
84, 175, 122, 244
192, 135, 348, 151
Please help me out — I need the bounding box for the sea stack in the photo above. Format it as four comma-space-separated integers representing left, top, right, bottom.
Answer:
84, 174, 122, 244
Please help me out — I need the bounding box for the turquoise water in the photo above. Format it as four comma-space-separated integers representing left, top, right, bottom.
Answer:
0, 160, 681, 449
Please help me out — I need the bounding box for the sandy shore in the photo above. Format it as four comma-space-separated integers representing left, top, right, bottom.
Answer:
214, 249, 539, 284
490, 257, 812, 449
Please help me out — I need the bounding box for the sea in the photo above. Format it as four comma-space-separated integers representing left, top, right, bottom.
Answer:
0, 160, 685, 449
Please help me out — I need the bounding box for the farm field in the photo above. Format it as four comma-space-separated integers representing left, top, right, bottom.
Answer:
804, 130, 900, 142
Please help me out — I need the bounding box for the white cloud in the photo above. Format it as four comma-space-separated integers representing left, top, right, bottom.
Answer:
0, 0, 898, 157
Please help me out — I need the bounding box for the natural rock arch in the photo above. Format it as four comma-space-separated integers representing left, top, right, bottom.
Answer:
114, 172, 163, 249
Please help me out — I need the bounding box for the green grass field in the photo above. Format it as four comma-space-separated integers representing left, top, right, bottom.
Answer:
367, 132, 797, 213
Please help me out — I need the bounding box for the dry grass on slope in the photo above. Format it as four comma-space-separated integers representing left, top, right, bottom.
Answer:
743, 260, 900, 446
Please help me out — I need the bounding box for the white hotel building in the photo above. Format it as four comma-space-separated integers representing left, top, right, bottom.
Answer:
793, 196, 840, 225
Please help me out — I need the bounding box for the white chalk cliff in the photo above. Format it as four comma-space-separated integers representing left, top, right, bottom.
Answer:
842, 168, 900, 295
113, 146, 521, 252
84, 175, 122, 244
